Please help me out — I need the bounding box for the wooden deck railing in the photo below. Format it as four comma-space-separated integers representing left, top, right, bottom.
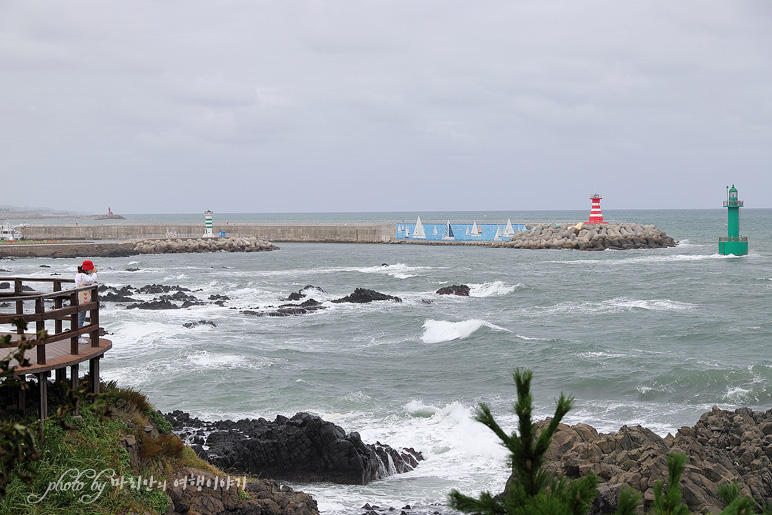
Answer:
1, 277, 111, 420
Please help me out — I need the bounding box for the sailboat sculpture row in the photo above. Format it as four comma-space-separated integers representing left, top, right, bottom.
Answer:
396, 218, 519, 241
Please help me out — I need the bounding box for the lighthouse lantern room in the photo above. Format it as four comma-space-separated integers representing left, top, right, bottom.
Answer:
587, 193, 607, 224
718, 185, 748, 256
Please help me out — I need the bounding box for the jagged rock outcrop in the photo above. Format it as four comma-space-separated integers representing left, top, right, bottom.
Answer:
499, 222, 676, 251
132, 236, 278, 254
436, 285, 470, 296
332, 288, 402, 304
165, 411, 423, 486
168, 467, 318, 515
529, 406, 772, 514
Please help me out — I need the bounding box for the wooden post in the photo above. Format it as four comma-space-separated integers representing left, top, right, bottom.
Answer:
18, 376, 26, 417
89, 357, 100, 395
54, 280, 63, 335
90, 285, 99, 347
70, 364, 80, 417
14, 279, 23, 334
35, 297, 45, 365
70, 291, 79, 355
55, 368, 66, 383
37, 372, 48, 422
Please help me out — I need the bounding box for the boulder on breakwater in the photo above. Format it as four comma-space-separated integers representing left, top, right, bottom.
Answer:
164, 411, 423, 486
530, 406, 772, 514
497, 222, 676, 251
132, 236, 278, 254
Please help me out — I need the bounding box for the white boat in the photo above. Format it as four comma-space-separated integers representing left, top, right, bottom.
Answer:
412, 216, 426, 239
503, 218, 516, 238
1, 221, 22, 241
470, 221, 481, 237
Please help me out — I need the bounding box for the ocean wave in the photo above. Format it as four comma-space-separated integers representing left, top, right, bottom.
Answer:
185, 350, 273, 371
535, 297, 697, 316
353, 263, 441, 279
420, 319, 511, 344
468, 281, 523, 297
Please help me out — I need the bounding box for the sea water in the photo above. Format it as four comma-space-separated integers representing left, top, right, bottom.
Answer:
3, 209, 771, 513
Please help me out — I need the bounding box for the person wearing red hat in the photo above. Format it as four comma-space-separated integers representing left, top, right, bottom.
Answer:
75, 259, 98, 337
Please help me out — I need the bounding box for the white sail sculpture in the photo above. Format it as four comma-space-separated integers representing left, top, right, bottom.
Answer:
470, 221, 481, 237
412, 216, 427, 239
442, 220, 455, 240
503, 218, 516, 238
494, 226, 502, 241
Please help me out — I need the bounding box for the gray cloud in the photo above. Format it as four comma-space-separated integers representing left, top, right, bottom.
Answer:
1, 0, 770, 213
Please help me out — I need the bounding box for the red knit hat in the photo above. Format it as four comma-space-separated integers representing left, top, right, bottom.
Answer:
81, 260, 95, 271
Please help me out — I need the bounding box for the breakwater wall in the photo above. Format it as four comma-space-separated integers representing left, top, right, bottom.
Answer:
498, 222, 676, 250
19, 223, 395, 243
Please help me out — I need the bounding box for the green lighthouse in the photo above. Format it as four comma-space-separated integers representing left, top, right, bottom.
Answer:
718, 184, 748, 256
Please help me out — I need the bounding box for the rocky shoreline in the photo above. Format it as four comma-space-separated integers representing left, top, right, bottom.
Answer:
153, 405, 772, 515
536, 406, 772, 514
164, 411, 423, 486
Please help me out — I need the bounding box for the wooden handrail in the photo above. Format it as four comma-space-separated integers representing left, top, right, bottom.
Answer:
0, 277, 101, 362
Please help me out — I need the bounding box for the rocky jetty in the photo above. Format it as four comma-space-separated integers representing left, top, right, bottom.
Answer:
164, 411, 423, 486
132, 236, 278, 254
497, 222, 677, 251
532, 406, 772, 514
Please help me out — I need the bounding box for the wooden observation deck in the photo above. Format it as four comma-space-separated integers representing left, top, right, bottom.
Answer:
1, 277, 111, 420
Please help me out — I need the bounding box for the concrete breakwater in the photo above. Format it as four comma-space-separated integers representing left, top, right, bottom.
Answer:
498, 222, 677, 251
19, 223, 394, 243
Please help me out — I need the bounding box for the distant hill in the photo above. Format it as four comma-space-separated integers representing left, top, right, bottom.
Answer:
0, 205, 124, 219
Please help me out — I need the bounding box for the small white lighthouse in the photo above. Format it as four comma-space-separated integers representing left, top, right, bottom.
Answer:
203, 210, 214, 238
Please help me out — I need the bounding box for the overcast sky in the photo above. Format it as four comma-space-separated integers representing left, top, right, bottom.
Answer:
2, 1, 771, 214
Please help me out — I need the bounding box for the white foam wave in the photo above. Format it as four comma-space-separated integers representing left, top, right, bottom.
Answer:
468, 281, 522, 297
186, 350, 272, 371
536, 297, 696, 316
420, 319, 510, 344
353, 263, 439, 279
515, 334, 554, 342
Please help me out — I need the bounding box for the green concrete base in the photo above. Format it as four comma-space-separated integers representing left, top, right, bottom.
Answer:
719, 241, 748, 256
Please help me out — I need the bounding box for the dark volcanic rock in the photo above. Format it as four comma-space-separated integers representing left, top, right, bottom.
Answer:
0, 282, 10, 289
531, 406, 772, 514
332, 288, 402, 304
125, 267, 140, 272
183, 320, 217, 329
241, 299, 326, 317
127, 299, 180, 310
285, 285, 327, 301
164, 411, 423, 486
138, 284, 191, 294
167, 466, 318, 515
436, 285, 470, 296
99, 285, 136, 303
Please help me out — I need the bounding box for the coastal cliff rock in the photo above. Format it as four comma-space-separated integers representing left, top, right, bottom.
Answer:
499, 222, 676, 251
168, 467, 318, 515
165, 411, 423, 486
132, 236, 278, 254
529, 406, 772, 514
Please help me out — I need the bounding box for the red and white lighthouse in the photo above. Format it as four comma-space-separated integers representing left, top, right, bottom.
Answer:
588, 193, 607, 224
